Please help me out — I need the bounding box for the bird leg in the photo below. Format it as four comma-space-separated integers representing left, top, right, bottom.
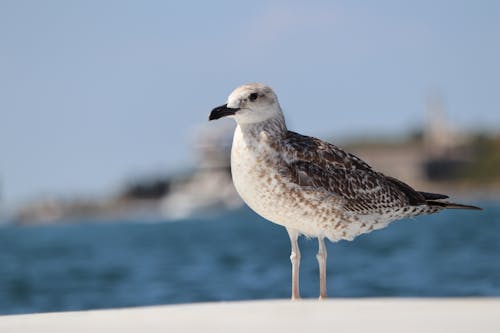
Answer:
316, 236, 328, 299
286, 228, 301, 300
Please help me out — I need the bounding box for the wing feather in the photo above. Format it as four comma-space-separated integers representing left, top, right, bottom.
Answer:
280, 131, 419, 213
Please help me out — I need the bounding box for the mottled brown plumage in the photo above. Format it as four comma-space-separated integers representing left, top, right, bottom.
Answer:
279, 130, 477, 215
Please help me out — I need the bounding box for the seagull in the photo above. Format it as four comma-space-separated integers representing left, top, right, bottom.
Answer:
208, 83, 481, 300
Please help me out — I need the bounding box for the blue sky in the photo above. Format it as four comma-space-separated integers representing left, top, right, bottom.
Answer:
1, 1, 499, 208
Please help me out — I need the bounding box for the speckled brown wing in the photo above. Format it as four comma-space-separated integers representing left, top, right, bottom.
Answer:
280, 131, 425, 214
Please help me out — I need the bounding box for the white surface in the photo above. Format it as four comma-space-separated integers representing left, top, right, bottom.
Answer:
1, 298, 499, 333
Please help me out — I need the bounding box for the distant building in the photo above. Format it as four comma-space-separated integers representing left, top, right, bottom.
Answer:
423, 94, 472, 181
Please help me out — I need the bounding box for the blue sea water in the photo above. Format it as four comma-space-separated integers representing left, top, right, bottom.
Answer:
0, 202, 499, 315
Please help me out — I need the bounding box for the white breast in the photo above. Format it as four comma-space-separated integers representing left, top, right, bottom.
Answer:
230, 126, 270, 216
231, 126, 331, 237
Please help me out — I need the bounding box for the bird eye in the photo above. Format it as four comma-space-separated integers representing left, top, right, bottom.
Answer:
249, 92, 258, 101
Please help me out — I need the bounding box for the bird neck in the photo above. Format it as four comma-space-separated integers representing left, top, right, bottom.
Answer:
238, 114, 287, 141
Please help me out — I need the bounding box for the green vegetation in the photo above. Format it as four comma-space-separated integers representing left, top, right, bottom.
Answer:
461, 134, 500, 183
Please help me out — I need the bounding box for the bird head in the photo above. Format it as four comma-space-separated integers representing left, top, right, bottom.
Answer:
209, 83, 283, 124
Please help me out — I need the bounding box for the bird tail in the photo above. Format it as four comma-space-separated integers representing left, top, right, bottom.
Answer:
426, 200, 482, 210
418, 191, 482, 210
418, 191, 449, 200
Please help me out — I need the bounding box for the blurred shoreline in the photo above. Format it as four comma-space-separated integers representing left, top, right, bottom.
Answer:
9, 134, 499, 225
6, 112, 500, 225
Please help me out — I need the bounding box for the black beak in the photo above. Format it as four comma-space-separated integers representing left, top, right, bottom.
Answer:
209, 104, 239, 121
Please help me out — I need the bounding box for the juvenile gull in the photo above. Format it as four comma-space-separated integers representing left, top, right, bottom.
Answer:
208, 83, 481, 300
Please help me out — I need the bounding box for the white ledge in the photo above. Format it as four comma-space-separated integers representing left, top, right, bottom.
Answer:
1, 298, 499, 333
